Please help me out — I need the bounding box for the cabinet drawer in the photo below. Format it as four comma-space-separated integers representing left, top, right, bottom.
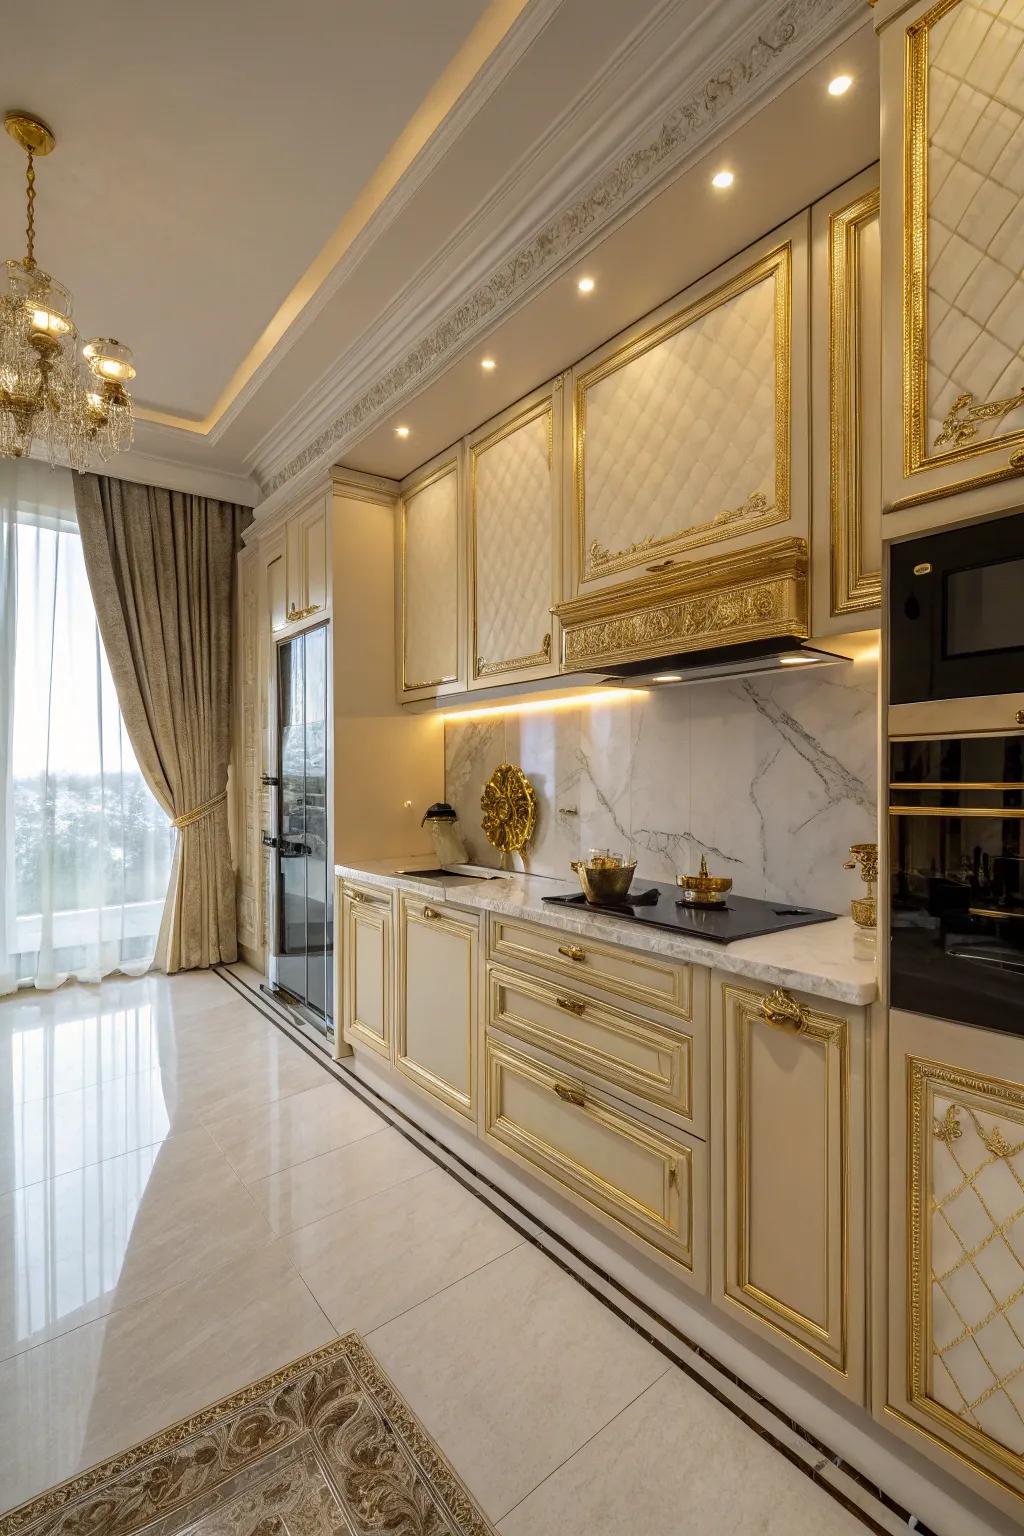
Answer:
488, 965, 702, 1134
485, 1038, 702, 1275
489, 915, 692, 1020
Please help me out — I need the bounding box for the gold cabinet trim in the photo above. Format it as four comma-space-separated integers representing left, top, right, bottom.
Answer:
488, 916, 692, 1019
396, 898, 477, 1120
485, 1038, 694, 1267
907, 1056, 1024, 1482
574, 243, 792, 582
829, 186, 882, 615
469, 393, 556, 681
725, 982, 850, 1373
903, 0, 1024, 479
553, 537, 808, 672
400, 455, 460, 693
487, 964, 693, 1120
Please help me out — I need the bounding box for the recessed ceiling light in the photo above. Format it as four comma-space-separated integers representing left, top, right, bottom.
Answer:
651, 673, 683, 683
711, 169, 734, 190
394, 425, 410, 438
577, 276, 595, 294
828, 74, 853, 96
481, 357, 496, 371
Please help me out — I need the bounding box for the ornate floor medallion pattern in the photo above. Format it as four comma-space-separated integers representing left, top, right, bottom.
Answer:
0, 1335, 495, 1536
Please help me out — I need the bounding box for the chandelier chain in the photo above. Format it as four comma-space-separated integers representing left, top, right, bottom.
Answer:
24, 148, 36, 268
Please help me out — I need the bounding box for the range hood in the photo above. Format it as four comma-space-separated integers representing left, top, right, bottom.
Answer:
552, 537, 827, 683
598, 636, 848, 686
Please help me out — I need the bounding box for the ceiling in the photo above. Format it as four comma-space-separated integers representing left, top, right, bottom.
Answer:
0, 0, 877, 505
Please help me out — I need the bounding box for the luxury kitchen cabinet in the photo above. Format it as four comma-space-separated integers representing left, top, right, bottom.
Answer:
341, 880, 393, 1058
711, 974, 867, 1401
810, 167, 882, 633
397, 448, 464, 702
466, 381, 562, 689
285, 495, 329, 623
884, 1008, 1024, 1515
875, 0, 1024, 532
396, 894, 479, 1121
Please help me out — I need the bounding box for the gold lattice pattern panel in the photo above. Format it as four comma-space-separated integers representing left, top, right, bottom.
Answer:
927, 1088, 1024, 1458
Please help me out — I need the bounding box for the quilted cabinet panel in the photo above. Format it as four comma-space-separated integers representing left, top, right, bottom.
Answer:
472, 406, 554, 680
403, 466, 459, 692
576, 244, 793, 588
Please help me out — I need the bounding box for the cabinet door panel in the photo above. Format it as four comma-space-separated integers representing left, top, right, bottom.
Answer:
265, 534, 288, 634
400, 458, 461, 697
397, 898, 478, 1119
342, 885, 392, 1057
714, 977, 865, 1399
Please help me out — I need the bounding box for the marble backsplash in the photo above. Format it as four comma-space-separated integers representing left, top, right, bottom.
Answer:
444, 659, 878, 915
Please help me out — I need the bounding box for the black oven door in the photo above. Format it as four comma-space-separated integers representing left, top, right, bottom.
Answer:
890, 510, 1024, 704
890, 737, 1024, 1033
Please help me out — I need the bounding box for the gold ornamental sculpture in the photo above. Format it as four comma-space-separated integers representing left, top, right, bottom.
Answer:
480, 763, 537, 866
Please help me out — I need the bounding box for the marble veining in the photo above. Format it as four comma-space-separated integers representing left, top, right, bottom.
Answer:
443, 661, 877, 915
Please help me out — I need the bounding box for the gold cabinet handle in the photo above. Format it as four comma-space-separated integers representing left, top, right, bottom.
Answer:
286, 602, 321, 623
1016, 709, 1024, 726
554, 1082, 586, 1106
422, 905, 441, 921
558, 943, 586, 962
646, 558, 675, 573
347, 890, 365, 903
759, 987, 808, 1034
556, 994, 586, 1016
969, 906, 1024, 921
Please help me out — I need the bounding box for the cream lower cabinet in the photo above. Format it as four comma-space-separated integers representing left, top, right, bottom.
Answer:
396, 895, 479, 1121
884, 1008, 1024, 1517
712, 975, 866, 1401
341, 881, 393, 1058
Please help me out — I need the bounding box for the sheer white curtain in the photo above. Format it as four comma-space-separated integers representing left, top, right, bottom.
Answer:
0, 462, 173, 995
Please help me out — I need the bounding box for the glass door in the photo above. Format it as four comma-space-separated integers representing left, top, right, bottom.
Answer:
275, 623, 332, 1030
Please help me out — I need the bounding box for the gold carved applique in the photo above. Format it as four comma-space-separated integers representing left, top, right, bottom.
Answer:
935, 388, 1024, 451
588, 491, 771, 573
480, 763, 538, 858
933, 1103, 962, 1146
563, 580, 784, 670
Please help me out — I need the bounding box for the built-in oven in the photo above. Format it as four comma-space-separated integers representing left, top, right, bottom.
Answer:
890, 734, 1024, 1034
889, 510, 1024, 734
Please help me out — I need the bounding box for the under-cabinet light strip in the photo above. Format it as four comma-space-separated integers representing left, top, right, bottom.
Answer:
440, 688, 644, 723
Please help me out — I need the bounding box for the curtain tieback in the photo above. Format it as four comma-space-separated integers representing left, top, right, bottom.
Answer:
171, 789, 228, 831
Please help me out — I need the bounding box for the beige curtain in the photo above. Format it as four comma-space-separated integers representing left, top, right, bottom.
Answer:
73, 472, 249, 972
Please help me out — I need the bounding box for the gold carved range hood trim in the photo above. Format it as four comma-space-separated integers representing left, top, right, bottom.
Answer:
552, 536, 809, 674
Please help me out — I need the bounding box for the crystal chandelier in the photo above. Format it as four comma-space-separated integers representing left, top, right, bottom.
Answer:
1, 111, 136, 471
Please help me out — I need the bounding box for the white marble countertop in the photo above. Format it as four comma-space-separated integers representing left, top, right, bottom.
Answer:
335, 857, 878, 1007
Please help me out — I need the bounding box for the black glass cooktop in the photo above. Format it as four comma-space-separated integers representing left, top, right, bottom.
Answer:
542, 881, 836, 944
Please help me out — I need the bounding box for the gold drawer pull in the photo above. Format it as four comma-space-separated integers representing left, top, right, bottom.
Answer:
554, 1082, 586, 1107
556, 995, 586, 1016
759, 987, 808, 1033
1016, 709, 1024, 726
646, 558, 675, 573
347, 890, 365, 903
422, 905, 441, 921
558, 943, 586, 962
969, 906, 1024, 922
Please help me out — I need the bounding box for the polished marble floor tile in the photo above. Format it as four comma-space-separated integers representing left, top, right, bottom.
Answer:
0, 1126, 274, 1361
498, 1366, 865, 1536
250, 1125, 432, 1235
368, 1240, 668, 1520
0, 1241, 335, 1514
203, 1079, 384, 1183
281, 1164, 524, 1334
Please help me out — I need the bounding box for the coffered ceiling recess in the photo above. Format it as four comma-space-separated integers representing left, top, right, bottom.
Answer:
0, 0, 874, 506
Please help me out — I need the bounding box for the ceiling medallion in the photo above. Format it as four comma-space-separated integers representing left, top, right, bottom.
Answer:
1, 110, 136, 471
480, 762, 538, 866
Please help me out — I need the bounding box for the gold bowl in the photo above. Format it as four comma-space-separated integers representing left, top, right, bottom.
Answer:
675, 854, 732, 907
571, 858, 638, 904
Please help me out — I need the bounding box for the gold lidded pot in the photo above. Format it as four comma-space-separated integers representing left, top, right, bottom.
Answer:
676, 853, 732, 907
571, 849, 637, 904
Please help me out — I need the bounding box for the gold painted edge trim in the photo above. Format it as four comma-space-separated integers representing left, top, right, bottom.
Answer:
574, 243, 793, 583
889, 805, 1024, 818
903, 0, 1024, 477
400, 455, 461, 693
0, 1334, 496, 1536
906, 1055, 1024, 1484
885, 453, 1024, 512
829, 186, 882, 615
469, 393, 556, 681
396, 897, 477, 1119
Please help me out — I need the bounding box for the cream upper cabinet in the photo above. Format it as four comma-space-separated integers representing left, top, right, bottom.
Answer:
342, 881, 393, 1059
884, 1009, 1024, 1518
397, 448, 464, 702
397, 894, 479, 1120
286, 495, 329, 623
565, 213, 809, 601
467, 381, 561, 689
810, 167, 882, 634
712, 975, 866, 1401
876, 0, 1024, 530
263, 527, 288, 634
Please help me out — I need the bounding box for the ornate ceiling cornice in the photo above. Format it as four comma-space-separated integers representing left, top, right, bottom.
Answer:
258, 0, 860, 502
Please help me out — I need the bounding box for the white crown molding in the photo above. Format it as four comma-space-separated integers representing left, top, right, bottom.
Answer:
253, 0, 862, 503
28, 441, 260, 506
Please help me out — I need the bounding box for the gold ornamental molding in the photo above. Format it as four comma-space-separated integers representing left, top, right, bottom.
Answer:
552, 536, 808, 672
